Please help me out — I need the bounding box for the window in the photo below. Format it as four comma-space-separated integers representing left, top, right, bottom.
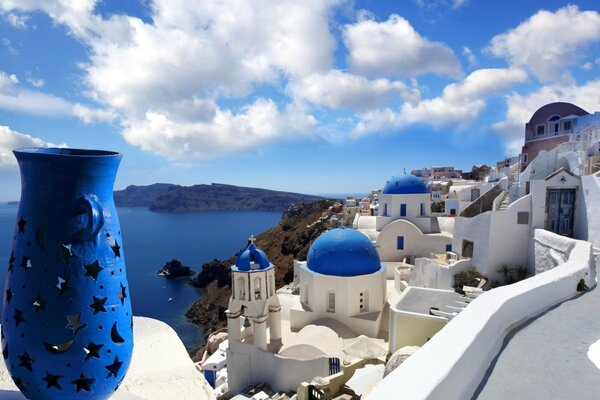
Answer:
522, 153, 528, 163
536, 125, 545, 135
383, 203, 388, 216
400, 204, 407, 217
254, 277, 262, 300
446, 244, 452, 252
327, 291, 335, 313
462, 240, 474, 258
554, 123, 559, 134
563, 120, 571, 131
517, 212, 530, 225
548, 115, 560, 122
397, 236, 404, 250
360, 290, 369, 313
420, 203, 425, 216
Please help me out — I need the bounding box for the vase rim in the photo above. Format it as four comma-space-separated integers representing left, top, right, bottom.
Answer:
13, 147, 121, 158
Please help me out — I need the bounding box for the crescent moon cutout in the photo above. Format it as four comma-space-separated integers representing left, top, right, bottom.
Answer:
44, 340, 74, 354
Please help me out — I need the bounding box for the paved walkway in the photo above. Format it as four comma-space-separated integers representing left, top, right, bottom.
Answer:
474, 284, 600, 400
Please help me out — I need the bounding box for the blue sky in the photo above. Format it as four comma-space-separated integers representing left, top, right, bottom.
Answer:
0, 0, 599, 200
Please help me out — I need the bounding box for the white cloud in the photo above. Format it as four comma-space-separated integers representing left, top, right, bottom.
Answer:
0, 70, 115, 123
26, 77, 44, 88
1, 37, 18, 55
71, 103, 116, 124
0, 125, 62, 166
287, 70, 420, 111
0, 0, 344, 160
6, 12, 28, 28
493, 77, 600, 154
122, 99, 317, 160
463, 46, 477, 68
0, 0, 99, 38
354, 68, 528, 136
488, 5, 600, 81
344, 13, 462, 79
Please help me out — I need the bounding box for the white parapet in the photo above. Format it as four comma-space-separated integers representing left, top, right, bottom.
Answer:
367, 230, 595, 400
0, 317, 216, 400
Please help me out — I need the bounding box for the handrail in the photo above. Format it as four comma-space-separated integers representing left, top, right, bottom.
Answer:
492, 190, 507, 211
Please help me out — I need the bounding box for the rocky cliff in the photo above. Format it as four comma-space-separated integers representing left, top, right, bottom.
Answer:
185, 199, 336, 344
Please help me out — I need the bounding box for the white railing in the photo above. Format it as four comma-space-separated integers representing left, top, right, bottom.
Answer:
492, 190, 507, 211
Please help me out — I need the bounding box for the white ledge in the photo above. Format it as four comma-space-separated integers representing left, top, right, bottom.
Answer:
0, 317, 215, 400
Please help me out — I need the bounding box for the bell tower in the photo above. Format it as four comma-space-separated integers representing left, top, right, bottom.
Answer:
226, 236, 281, 351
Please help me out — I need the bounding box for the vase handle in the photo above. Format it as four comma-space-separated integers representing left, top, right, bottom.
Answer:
78, 195, 104, 241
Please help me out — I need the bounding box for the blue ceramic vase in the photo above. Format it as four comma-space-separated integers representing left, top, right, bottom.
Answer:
2, 148, 133, 399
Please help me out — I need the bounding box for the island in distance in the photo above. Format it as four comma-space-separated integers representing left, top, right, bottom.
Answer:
113, 182, 324, 212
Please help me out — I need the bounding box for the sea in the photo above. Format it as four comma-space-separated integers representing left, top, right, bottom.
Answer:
0, 204, 282, 352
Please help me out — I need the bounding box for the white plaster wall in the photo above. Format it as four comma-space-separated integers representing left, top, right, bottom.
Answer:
444, 199, 460, 215
452, 195, 531, 281
410, 258, 473, 290
291, 263, 386, 337
227, 341, 329, 393
376, 220, 452, 263
389, 312, 447, 353
377, 193, 431, 231
577, 174, 600, 248
437, 217, 455, 235
367, 231, 595, 400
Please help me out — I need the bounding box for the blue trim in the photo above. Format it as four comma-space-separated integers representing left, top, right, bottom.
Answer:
397, 236, 404, 250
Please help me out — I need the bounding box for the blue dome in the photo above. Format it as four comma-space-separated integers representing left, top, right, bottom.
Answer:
234, 243, 271, 271
307, 229, 382, 277
382, 175, 429, 195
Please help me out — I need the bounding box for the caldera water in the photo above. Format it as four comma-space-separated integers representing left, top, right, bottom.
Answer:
0, 204, 281, 351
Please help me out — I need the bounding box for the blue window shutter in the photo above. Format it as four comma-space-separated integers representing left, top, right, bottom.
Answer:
400, 204, 406, 216
446, 244, 452, 252
397, 236, 404, 250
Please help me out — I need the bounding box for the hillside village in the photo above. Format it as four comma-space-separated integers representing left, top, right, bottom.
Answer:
195, 102, 600, 400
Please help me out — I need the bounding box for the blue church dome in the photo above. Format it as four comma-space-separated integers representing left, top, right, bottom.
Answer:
382, 174, 429, 195
307, 229, 382, 277
234, 242, 272, 271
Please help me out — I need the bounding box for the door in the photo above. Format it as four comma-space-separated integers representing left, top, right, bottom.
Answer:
546, 188, 576, 237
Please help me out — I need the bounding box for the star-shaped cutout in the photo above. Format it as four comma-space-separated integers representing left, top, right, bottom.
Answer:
5, 288, 13, 304
20, 255, 31, 270
17, 216, 26, 233
117, 283, 127, 305
56, 276, 71, 297
105, 356, 124, 378
32, 293, 46, 312
89, 296, 107, 315
66, 313, 86, 335
71, 374, 94, 393
18, 353, 34, 371
13, 308, 25, 326
42, 373, 63, 390
83, 260, 103, 282
58, 244, 74, 262
111, 240, 121, 258
84, 341, 104, 360
8, 252, 15, 272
